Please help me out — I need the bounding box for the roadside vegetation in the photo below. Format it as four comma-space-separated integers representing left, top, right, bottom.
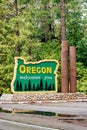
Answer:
0, 0, 87, 93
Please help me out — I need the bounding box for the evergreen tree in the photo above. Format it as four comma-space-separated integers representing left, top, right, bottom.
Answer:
60, 0, 68, 93
37, 84, 40, 91
28, 80, 31, 91
49, 83, 52, 90
40, 79, 43, 91
19, 81, 23, 91
0, 0, 87, 93
16, 80, 19, 91
24, 84, 27, 91
33, 84, 35, 91
45, 81, 48, 91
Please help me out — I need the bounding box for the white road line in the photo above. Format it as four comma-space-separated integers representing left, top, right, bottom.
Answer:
0, 119, 59, 130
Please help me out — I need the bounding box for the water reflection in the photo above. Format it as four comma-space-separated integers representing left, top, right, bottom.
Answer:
0, 107, 86, 127
16, 110, 56, 116
0, 107, 76, 118
0, 107, 11, 113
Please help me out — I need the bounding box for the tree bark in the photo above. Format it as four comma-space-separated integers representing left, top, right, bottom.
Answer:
14, 0, 19, 36
60, 0, 68, 93
14, 0, 18, 16
60, 0, 66, 40
70, 46, 77, 93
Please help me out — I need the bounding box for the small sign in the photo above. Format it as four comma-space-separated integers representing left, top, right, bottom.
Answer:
11, 57, 58, 93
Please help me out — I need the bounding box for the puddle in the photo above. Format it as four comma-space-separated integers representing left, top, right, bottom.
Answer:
56, 113, 76, 118
16, 110, 56, 116
0, 107, 76, 117
0, 107, 55, 116
0, 107, 12, 113
0, 107, 87, 127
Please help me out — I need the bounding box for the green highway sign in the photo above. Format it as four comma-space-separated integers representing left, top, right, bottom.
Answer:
11, 57, 59, 93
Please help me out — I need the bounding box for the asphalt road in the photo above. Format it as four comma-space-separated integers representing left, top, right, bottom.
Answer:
0, 102, 87, 130
0, 119, 58, 130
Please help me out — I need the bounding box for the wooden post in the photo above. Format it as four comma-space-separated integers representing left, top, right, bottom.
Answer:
61, 41, 69, 93
60, 0, 69, 93
70, 46, 76, 93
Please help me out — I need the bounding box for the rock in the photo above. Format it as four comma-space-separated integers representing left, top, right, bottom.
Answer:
0, 93, 87, 103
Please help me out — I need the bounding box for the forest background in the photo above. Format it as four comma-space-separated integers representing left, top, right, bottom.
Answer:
0, 0, 87, 94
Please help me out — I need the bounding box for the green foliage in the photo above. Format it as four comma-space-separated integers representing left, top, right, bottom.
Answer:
0, 0, 87, 93
77, 37, 87, 66
77, 62, 87, 93
39, 40, 61, 60
66, 0, 84, 46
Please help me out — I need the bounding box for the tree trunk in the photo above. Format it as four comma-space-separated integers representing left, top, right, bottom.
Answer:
60, 0, 68, 93
60, 0, 66, 40
70, 46, 76, 93
14, 0, 21, 56
14, 0, 19, 36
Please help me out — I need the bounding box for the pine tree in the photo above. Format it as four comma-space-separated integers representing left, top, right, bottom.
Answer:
37, 84, 40, 91
40, 79, 43, 91
33, 84, 35, 91
28, 80, 31, 91
49, 83, 52, 90
19, 82, 23, 91
60, 0, 68, 93
24, 84, 27, 91
0, 0, 87, 93
16, 80, 19, 91
45, 81, 48, 91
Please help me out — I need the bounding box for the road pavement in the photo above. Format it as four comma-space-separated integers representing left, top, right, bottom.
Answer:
0, 102, 87, 130
1, 102, 87, 115
0, 119, 58, 130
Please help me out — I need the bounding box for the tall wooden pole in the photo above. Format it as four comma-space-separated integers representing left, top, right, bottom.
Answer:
61, 41, 68, 93
70, 46, 76, 93
60, 0, 68, 93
